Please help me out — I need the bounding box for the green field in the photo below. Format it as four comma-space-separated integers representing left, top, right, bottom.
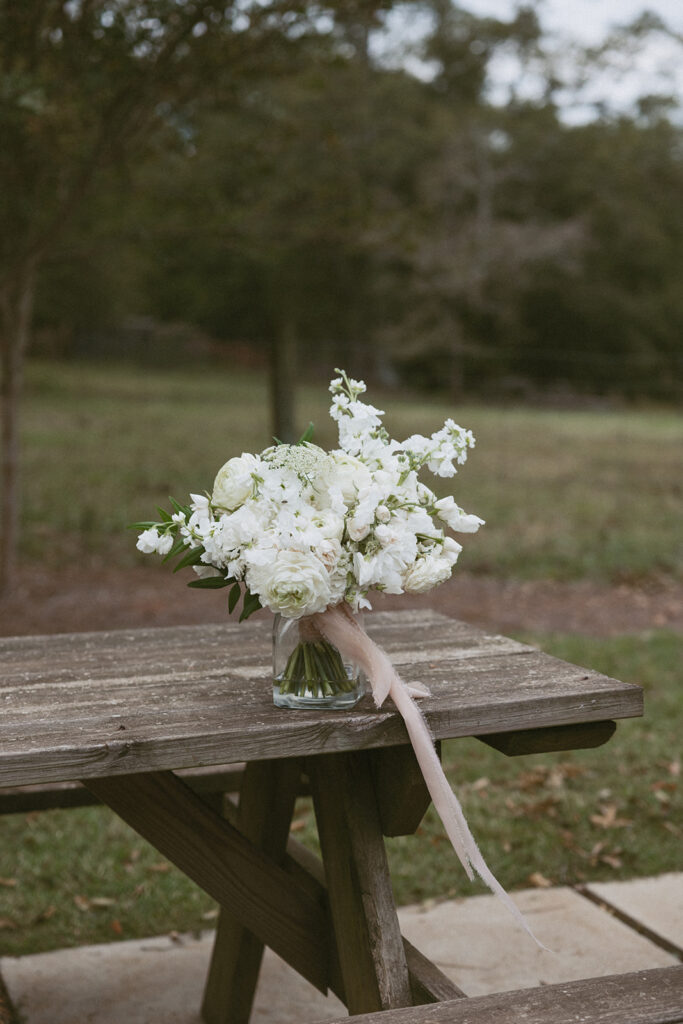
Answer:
19, 359, 683, 581
1, 359, 680, 956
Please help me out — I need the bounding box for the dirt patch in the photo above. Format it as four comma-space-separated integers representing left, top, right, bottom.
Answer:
1, 565, 681, 638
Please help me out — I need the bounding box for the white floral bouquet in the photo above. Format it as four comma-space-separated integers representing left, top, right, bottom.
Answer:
136, 369, 483, 617
135, 371, 483, 697
134, 374, 543, 943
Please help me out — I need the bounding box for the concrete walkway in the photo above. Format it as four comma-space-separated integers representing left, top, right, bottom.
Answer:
2, 874, 681, 1024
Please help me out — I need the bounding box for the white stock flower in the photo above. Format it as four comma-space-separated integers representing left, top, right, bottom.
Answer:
212, 454, 260, 511
136, 527, 162, 554
434, 496, 485, 533
156, 532, 174, 556
192, 564, 223, 579
246, 549, 333, 618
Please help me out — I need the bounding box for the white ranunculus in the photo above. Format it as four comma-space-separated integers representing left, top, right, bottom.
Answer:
403, 554, 453, 593
212, 453, 260, 511
246, 550, 333, 618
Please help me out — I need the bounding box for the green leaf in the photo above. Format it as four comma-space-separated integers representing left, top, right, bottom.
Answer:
228, 583, 241, 614
127, 521, 159, 530
156, 506, 173, 523
239, 589, 262, 622
297, 422, 315, 444
172, 546, 206, 572
163, 537, 188, 563
168, 496, 190, 516
187, 575, 230, 589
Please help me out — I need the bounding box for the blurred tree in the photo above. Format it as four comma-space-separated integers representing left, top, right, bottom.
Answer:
0, 0, 317, 593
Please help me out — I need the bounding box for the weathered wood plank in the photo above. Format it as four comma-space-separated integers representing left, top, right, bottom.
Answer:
201, 758, 303, 1024
83, 770, 329, 993
370, 743, 438, 837
308, 750, 413, 1014
0, 764, 247, 814
403, 941, 465, 1004
0, 612, 643, 787
321, 966, 683, 1024
478, 720, 617, 757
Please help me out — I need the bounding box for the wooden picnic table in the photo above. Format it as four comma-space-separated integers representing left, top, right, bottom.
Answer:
0, 609, 644, 1023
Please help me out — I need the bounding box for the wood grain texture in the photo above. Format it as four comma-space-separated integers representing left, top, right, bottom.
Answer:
478, 720, 617, 756
308, 750, 413, 1014
201, 758, 303, 1024
83, 770, 329, 993
0, 764, 247, 814
0, 611, 643, 787
321, 966, 683, 1024
370, 743, 438, 837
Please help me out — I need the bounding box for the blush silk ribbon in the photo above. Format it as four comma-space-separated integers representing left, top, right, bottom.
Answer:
312, 602, 548, 949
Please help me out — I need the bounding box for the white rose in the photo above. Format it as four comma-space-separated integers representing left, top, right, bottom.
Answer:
212, 454, 260, 511
246, 550, 333, 619
403, 554, 453, 593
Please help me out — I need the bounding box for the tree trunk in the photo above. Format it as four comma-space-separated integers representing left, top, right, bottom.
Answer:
0, 267, 36, 598
269, 311, 298, 444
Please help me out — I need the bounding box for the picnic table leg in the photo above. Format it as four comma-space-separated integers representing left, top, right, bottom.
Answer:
200, 757, 303, 1024
307, 749, 414, 1016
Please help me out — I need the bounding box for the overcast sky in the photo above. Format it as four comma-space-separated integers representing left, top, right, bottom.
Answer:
377, 1, 683, 119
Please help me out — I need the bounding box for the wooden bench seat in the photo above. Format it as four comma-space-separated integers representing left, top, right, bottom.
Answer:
322, 966, 683, 1023
0, 764, 248, 815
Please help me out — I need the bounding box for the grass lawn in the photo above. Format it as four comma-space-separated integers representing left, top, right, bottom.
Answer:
19, 359, 683, 582
0, 630, 679, 956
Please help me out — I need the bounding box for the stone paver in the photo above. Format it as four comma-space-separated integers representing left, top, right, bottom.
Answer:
586, 873, 683, 952
397, 886, 677, 998
1, 881, 679, 1023
1, 933, 345, 1024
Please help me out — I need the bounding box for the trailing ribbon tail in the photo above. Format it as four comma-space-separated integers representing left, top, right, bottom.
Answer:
313, 603, 550, 951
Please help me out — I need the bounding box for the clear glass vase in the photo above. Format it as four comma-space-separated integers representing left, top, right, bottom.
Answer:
272, 613, 365, 710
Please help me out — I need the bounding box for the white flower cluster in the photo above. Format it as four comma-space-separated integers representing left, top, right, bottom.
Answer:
137, 371, 484, 619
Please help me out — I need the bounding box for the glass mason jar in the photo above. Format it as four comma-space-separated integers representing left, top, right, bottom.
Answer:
272, 613, 365, 710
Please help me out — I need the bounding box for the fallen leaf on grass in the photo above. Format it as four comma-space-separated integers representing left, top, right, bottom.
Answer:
111, 920, 123, 935
148, 862, 171, 873
74, 895, 91, 912
0, 878, 17, 888
89, 897, 116, 908
528, 872, 553, 888
289, 817, 309, 832
0, 917, 17, 930
202, 909, 219, 921
33, 905, 56, 923
590, 804, 633, 829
